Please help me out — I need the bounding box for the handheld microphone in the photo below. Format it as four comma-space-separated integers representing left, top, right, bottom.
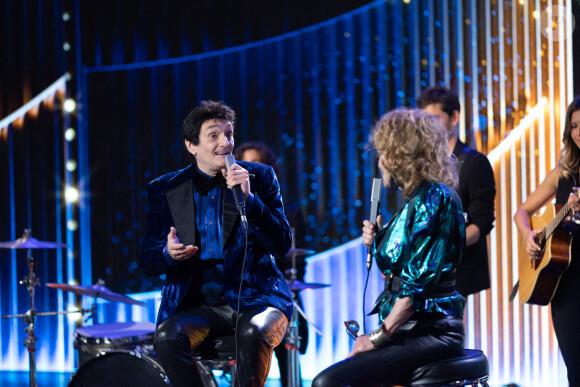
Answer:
367, 178, 382, 270
225, 155, 248, 230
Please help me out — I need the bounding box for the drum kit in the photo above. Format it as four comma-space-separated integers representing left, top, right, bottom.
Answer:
0, 230, 329, 387
0, 230, 151, 387
283, 244, 329, 387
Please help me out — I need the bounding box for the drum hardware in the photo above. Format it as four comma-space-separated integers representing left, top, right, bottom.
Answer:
68, 350, 170, 387
0, 229, 67, 387
286, 279, 331, 292
284, 229, 327, 387
73, 321, 157, 367
46, 280, 147, 306
46, 279, 147, 328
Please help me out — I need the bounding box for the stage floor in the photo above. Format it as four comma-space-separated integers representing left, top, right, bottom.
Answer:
0, 372, 312, 387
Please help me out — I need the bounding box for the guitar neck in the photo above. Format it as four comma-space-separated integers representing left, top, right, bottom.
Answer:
541, 203, 571, 243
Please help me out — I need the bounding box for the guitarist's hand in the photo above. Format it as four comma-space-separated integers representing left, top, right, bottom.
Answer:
567, 190, 580, 212
525, 229, 542, 261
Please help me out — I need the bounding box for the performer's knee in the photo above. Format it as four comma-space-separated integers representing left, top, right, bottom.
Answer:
239, 307, 288, 347
154, 316, 208, 355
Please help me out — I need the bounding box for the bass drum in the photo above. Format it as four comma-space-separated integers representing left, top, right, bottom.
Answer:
68, 350, 170, 387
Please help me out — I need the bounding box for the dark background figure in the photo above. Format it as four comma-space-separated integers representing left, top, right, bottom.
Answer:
416, 86, 496, 299
140, 101, 293, 386
236, 141, 309, 387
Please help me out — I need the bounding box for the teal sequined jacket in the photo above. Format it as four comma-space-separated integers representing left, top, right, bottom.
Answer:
372, 181, 466, 322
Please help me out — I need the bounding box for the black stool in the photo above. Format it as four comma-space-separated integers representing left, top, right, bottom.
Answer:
395, 349, 489, 386
192, 335, 237, 387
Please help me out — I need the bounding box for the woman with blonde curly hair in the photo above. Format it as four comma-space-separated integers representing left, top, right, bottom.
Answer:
514, 96, 580, 384
312, 108, 466, 386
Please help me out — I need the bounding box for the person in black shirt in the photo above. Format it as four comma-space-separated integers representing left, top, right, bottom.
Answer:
416, 86, 496, 298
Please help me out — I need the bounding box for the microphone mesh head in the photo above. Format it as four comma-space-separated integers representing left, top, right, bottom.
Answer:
225, 155, 235, 170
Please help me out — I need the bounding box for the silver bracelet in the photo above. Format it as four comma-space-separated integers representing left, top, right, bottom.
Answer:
368, 327, 389, 348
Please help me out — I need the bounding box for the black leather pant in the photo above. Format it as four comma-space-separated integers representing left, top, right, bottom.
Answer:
551, 250, 580, 387
154, 304, 288, 387
312, 314, 464, 387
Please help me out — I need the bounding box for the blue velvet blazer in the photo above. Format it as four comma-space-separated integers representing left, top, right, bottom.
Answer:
139, 161, 294, 325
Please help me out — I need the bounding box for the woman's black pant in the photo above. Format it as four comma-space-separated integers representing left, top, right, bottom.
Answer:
551, 251, 580, 387
312, 314, 464, 387
154, 304, 288, 387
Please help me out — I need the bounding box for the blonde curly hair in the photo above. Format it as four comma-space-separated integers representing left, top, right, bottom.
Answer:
369, 108, 458, 197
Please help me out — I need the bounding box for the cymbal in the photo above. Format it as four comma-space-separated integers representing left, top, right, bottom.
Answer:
284, 248, 315, 257
46, 283, 147, 306
0, 236, 66, 249
286, 279, 330, 292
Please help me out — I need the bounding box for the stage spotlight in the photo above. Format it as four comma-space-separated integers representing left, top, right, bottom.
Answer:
66, 160, 77, 172
64, 98, 76, 113
65, 128, 76, 141
65, 186, 79, 203
67, 219, 79, 232
67, 304, 82, 322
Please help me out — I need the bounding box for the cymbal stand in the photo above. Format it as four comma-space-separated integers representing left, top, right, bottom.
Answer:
286, 228, 300, 387
21, 248, 39, 387
0, 247, 95, 387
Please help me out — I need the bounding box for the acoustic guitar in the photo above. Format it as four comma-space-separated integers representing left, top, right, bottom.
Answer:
518, 203, 573, 305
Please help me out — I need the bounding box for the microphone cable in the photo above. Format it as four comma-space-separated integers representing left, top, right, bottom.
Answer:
234, 224, 249, 382
362, 264, 372, 334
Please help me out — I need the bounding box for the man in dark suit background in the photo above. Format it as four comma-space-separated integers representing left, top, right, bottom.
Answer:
417, 86, 496, 298
140, 100, 293, 386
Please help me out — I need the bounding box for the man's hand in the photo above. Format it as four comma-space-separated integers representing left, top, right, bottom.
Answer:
222, 163, 251, 202
346, 335, 376, 358
167, 227, 198, 261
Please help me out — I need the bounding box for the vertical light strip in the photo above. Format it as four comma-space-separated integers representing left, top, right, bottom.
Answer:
547, 0, 557, 169
470, 0, 480, 135
7, 124, 19, 369
498, 0, 506, 141
455, 0, 466, 141
497, 3, 510, 376
485, 0, 494, 144
565, 0, 573, 103
412, 0, 420, 97
512, 1, 519, 112
500, 151, 511, 378
427, 0, 435, 83
442, 0, 450, 85
510, 139, 521, 379
532, 306, 540, 382
536, 0, 547, 182
488, 160, 500, 382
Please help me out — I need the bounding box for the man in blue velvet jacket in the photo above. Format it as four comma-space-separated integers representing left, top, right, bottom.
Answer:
140, 100, 293, 386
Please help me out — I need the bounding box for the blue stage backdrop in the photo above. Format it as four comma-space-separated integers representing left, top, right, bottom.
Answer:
83, 0, 467, 296
1, 0, 533, 379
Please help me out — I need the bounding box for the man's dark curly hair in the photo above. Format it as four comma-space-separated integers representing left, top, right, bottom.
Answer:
182, 100, 236, 145
415, 85, 461, 117
234, 141, 281, 176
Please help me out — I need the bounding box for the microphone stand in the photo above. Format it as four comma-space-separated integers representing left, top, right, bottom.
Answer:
286, 229, 300, 387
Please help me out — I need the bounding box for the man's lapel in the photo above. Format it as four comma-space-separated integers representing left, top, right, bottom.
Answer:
222, 190, 240, 249
166, 179, 197, 247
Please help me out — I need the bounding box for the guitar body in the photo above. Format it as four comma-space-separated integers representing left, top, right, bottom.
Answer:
518, 203, 573, 305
